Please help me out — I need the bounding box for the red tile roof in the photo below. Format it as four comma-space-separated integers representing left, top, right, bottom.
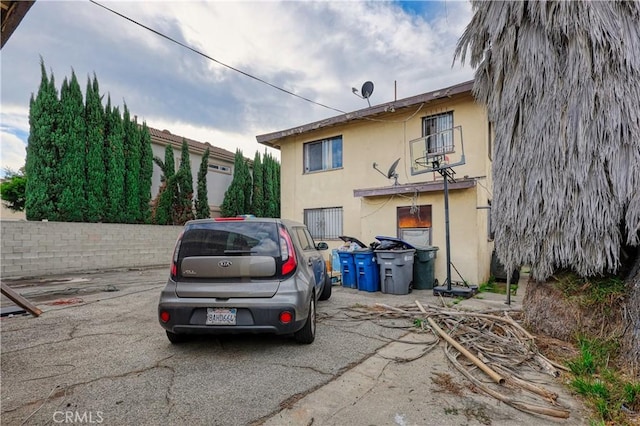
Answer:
146, 126, 237, 163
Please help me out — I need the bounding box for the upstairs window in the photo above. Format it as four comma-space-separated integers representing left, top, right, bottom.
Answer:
304, 136, 342, 173
422, 112, 454, 155
209, 164, 231, 174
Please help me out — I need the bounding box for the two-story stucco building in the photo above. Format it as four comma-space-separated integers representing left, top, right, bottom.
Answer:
147, 127, 238, 218
257, 80, 495, 286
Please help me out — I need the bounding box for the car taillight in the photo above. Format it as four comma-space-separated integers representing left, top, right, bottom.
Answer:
279, 311, 293, 324
160, 311, 170, 323
279, 226, 297, 276
170, 231, 183, 280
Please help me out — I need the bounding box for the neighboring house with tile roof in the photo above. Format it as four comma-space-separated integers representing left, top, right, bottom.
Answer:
257, 80, 496, 287
147, 126, 241, 218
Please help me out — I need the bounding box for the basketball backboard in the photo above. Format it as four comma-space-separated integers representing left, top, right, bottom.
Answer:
410, 125, 466, 175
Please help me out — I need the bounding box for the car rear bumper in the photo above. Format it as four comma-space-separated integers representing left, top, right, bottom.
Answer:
158, 289, 309, 336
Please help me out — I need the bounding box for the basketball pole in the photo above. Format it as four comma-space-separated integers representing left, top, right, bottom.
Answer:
443, 170, 452, 291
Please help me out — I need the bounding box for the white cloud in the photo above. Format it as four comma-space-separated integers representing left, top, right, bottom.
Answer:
0, 131, 27, 174
0, 1, 474, 175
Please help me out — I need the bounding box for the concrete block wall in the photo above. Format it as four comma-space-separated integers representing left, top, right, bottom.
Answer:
1, 221, 183, 279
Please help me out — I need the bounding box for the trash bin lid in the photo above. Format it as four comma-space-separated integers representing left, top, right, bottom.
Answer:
338, 236, 367, 248
413, 245, 439, 252
374, 235, 416, 250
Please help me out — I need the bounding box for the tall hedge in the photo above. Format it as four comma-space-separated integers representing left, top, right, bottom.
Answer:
196, 147, 210, 219
104, 98, 125, 223
250, 151, 264, 217
25, 59, 59, 221
176, 139, 195, 223
57, 70, 86, 222
26, 61, 153, 224
138, 122, 154, 223
221, 149, 250, 217
85, 74, 106, 223
122, 104, 141, 223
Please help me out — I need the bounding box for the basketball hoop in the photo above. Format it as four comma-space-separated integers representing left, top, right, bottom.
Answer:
414, 154, 450, 173
410, 125, 466, 176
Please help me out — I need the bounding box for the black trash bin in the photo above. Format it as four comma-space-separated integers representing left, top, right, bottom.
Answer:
413, 246, 439, 290
490, 249, 520, 283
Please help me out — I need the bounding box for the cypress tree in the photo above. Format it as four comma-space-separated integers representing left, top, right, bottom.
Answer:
57, 70, 86, 222
196, 147, 211, 219
25, 59, 59, 221
263, 153, 277, 218
122, 104, 141, 223
176, 139, 194, 224
241, 153, 252, 214
274, 156, 281, 218
138, 121, 153, 223
250, 151, 264, 217
152, 144, 176, 225
221, 149, 247, 217
104, 98, 125, 223
85, 74, 105, 223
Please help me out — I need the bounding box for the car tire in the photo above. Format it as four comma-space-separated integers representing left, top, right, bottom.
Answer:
319, 273, 332, 301
294, 296, 316, 344
166, 330, 188, 344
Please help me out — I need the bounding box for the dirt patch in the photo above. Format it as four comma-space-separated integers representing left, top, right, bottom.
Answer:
534, 334, 579, 365
431, 372, 465, 396
522, 278, 624, 342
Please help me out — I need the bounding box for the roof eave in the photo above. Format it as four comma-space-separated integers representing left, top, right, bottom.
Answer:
256, 79, 474, 148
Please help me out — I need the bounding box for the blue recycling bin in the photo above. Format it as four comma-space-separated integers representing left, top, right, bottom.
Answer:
355, 250, 380, 292
338, 251, 357, 289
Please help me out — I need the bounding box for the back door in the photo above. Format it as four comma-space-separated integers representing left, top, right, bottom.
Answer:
174, 221, 282, 298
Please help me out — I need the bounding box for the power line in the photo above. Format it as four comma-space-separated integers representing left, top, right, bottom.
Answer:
89, 0, 348, 115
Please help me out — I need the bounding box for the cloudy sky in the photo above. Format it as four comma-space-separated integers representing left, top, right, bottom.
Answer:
0, 0, 475, 176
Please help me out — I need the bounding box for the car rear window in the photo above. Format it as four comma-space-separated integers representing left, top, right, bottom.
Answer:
178, 222, 280, 260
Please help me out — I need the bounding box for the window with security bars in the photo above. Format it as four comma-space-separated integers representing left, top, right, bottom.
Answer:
304, 207, 343, 240
422, 112, 454, 155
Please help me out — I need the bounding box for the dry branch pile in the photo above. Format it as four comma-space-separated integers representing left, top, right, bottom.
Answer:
348, 301, 572, 420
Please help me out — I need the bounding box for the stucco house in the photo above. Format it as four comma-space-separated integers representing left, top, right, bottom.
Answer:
147, 127, 238, 218
256, 80, 495, 286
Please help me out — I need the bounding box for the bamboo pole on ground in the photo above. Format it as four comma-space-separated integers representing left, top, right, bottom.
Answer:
1, 281, 42, 317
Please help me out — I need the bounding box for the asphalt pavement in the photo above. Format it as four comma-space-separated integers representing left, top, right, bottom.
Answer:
0, 267, 589, 426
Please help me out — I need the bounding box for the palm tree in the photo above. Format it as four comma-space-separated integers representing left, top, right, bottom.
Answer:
455, 1, 640, 370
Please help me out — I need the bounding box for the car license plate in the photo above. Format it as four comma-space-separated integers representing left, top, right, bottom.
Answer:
206, 308, 237, 325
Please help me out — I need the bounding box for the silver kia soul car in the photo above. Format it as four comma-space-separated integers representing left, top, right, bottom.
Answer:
158, 217, 331, 344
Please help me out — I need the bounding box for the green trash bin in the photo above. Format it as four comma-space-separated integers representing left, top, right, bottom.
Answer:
413, 246, 439, 290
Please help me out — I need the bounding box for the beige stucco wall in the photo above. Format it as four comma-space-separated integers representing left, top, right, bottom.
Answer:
150, 144, 234, 218
279, 92, 494, 285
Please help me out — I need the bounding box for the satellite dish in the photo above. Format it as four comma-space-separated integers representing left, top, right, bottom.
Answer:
387, 158, 400, 179
352, 81, 375, 107
361, 81, 374, 99
372, 157, 400, 185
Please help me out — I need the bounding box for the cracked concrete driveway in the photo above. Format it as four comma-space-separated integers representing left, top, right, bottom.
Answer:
1, 267, 420, 426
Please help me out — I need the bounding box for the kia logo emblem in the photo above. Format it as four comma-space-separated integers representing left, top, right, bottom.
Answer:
218, 260, 232, 267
